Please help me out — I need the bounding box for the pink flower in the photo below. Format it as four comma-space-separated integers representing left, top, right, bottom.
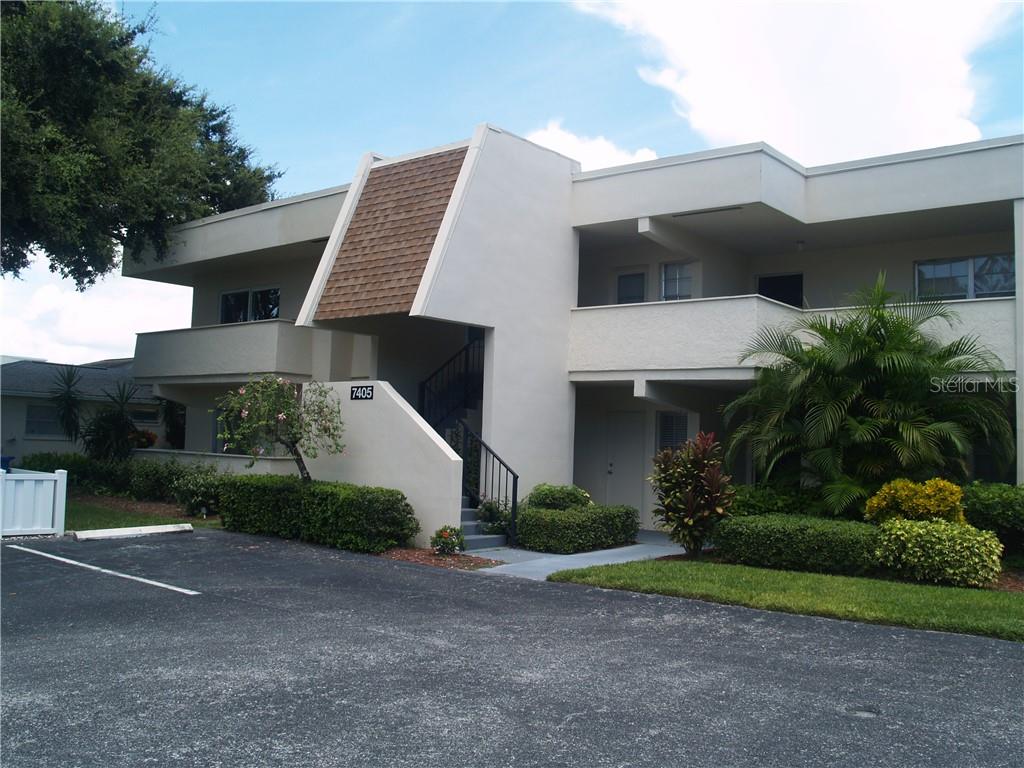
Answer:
238, 387, 246, 395
276, 412, 286, 421
240, 409, 248, 419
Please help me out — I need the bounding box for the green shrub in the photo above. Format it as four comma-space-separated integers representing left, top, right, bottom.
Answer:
963, 481, 1024, 553
18, 452, 131, 494
524, 483, 592, 511
218, 474, 419, 553
219, 475, 305, 539
517, 504, 638, 554
731, 485, 804, 516
864, 478, 965, 525
170, 464, 223, 517
128, 459, 180, 502
430, 525, 465, 555
876, 519, 1003, 588
713, 514, 880, 576
477, 498, 511, 535
301, 483, 419, 553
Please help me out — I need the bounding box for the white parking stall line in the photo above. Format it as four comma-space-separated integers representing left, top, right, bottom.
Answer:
5, 545, 201, 596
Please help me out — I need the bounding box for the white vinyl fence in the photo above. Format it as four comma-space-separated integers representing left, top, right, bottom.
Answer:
0, 468, 68, 537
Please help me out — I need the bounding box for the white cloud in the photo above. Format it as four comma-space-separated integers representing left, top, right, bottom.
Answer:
575, 1, 1016, 165
0, 260, 192, 365
527, 119, 658, 170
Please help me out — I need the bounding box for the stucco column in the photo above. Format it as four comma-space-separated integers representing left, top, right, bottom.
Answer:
1015, 199, 1024, 485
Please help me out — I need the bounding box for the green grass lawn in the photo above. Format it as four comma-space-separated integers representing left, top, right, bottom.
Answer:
65, 500, 220, 531
549, 559, 1024, 642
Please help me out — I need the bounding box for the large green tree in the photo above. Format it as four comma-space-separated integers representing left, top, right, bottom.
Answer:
1, 1, 281, 287
724, 274, 1015, 515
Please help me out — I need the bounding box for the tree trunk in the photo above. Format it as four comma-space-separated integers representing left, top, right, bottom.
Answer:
286, 442, 312, 482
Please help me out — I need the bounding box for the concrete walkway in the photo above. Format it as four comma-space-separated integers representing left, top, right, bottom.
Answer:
476, 530, 686, 580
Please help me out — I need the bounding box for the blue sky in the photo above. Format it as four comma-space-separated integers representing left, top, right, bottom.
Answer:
2, 0, 1022, 363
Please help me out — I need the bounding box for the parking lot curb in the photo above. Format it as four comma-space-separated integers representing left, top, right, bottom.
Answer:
72, 524, 194, 541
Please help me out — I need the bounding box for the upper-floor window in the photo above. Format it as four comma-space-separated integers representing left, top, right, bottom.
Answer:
616, 273, 646, 304
916, 255, 1014, 301
25, 404, 63, 437
220, 287, 280, 324
661, 263, 693, 301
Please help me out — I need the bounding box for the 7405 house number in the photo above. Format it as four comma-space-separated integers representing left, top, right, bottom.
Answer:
350, 385, 374, 401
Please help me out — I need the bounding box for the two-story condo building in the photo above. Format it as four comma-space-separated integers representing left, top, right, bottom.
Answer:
128, 125, 1024, 545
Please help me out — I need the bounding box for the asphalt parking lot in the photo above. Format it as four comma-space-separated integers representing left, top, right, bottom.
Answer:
2, 529, 1022, 768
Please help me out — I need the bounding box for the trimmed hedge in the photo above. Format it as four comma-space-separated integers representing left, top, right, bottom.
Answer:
218, 475, 419, 553
524, 483, 593, 511
963, 481, 1024, 554
128, 459, 181, 502
714, 514, 880, 576
517, 504, 638, 554
18, 452, 131, 494
876, 519, 1003, 588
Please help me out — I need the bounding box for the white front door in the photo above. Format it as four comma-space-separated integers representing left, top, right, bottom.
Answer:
606, 411, 645, 511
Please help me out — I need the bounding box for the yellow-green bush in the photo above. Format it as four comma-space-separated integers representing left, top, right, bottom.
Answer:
876, 519, 1003, 588
864, 478, 965, 525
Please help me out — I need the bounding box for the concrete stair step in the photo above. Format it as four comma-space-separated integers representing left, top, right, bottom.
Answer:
463, 533, 506, 551
461, 520, 483, 535
460, 507, 478, 522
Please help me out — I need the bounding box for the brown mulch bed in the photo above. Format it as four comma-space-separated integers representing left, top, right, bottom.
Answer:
71, 493, 187, 518
994, 571, 1024, 593
378, 548, 503, 571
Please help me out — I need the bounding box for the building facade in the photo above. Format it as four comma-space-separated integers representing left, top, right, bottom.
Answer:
127, 125, 1024, 538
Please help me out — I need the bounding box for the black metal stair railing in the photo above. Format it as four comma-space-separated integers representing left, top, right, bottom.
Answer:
449, 418, 518, 545
417, 338, 484, 428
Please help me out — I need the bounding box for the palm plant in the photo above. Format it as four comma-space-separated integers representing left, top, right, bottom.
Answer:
82, 381, 139, 460
49, 365, 83, 443
724, 273, 1014, 515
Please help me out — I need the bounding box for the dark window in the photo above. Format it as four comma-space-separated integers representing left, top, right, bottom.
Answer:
661, 263, 693, 301
917, 258, 969, 300
758, 274, 803, 307
656, 411, 688, 451
916, 255, 1015, 300
973, 254, 1015, 298
25, 404, 63, 437
251, 288, 280, 320
128, 407, 160, 424
220, 291, 249, 324
617, 273, 646, 304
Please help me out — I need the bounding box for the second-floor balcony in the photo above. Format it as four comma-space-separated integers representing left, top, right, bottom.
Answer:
568, 295, 1018, 380
134, 319, 315, 385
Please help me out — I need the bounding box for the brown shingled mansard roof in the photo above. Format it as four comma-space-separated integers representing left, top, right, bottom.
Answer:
314, 146, 468, 320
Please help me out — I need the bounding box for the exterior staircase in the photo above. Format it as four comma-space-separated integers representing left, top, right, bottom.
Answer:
459, 496, 506, 551
418, 337, 519, 547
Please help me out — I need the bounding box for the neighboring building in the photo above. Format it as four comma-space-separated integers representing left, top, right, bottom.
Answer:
127, 125, 1024, 539
1, 358, 165, 462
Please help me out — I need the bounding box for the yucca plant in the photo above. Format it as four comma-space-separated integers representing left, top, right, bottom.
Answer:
49, 365, 83, 442
82, 381, 139, 460
725, 273, 1014, 515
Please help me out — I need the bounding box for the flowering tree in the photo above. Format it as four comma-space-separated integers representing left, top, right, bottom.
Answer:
216, 376, 344, 482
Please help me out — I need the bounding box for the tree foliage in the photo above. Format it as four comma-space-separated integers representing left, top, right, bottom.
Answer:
1, 0, 281, 287
724, 274, 1014, 515
216, 376, 345, 482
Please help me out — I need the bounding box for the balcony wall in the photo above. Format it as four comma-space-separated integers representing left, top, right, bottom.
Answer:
134, 320, 315, 384
568, 295, 1018, 377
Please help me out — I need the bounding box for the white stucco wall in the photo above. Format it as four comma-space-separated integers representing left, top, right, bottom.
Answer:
411, 126, 580, 494
136, 448, 298, 475
301, 381, 462, 546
